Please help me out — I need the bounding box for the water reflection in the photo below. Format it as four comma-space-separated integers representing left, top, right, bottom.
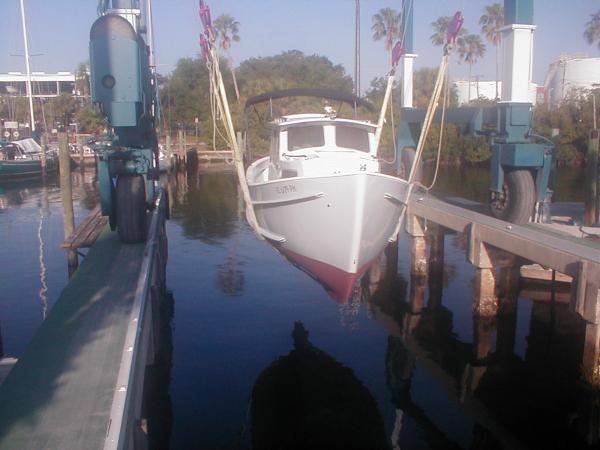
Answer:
364, 237, 600, 449
250, 321, 388, 449
142, 290, 174, 450
37, 185, 50, 319
168, 169, 239, 244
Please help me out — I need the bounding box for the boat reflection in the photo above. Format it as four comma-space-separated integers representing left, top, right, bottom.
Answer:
250, 321, 388, 449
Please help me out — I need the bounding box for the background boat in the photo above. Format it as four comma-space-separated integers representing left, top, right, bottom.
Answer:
0, 138, 58, 179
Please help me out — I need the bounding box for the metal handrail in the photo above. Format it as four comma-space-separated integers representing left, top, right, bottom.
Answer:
104, 188, 166, 450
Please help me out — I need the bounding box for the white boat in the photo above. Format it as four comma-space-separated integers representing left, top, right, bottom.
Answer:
245, 89, 409, 301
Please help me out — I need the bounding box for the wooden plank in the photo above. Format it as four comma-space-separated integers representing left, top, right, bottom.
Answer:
62, 205, 108, 249
520, 264, 573, 283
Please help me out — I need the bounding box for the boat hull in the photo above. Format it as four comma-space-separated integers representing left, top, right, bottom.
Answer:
0, 157, 58, 179
248, 167, 407, 300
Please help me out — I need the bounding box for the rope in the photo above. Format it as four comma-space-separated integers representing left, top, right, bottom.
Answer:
418, 62, 450, 192
199, 3, 261, 238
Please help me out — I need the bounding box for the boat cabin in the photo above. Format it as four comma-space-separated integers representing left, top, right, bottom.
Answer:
267, 113, 379, 180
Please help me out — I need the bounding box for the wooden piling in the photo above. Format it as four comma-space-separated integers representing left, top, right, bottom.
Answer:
585, 129, 599, 226
407, 215, 427, 278
428, 225, 445, 309
496, 261, 520, 357
473, 269, 497, 317
40, 133, 47, 174
582, 322, 600, 387
58, 133, 78, 276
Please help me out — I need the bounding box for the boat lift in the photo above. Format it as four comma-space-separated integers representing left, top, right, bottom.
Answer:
89, 0, 159, 243
396, 0, 555, 224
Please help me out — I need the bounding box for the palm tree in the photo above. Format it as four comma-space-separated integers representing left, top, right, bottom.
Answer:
371, 8, 402, 69
430, 16, 452, 47
479, 3, 504, 99
584, 11, 600, 50
458, 34, 487, 102
430, 15, 468, 48
213, 14, 241, 101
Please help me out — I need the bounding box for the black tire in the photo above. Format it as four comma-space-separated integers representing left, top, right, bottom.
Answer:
489, 169, 536, 224
399, 147, 422, 183
116, 174, 147, 243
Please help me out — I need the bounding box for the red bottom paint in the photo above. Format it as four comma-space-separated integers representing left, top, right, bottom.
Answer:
281, 248, 376, 303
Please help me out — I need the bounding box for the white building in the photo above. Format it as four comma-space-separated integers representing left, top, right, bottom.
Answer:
0, 72, 77, 98
452, 80, 538, 106
543, 55, 600, 106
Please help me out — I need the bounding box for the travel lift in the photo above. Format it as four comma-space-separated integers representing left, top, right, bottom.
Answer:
89, 0, 160, 243
396, 0, 555, 224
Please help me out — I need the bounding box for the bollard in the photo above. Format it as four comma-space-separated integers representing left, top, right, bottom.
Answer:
59, 133, 78, 276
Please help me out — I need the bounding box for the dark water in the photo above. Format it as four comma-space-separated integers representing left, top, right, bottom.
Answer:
0, 166, 596, 449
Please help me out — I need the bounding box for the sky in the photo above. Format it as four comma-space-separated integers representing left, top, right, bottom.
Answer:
0, 0, 598, 93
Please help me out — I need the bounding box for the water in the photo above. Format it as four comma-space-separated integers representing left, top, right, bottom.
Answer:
0, 166, 596, 449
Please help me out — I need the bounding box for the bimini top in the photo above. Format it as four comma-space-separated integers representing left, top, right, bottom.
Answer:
245, 88, 375, 112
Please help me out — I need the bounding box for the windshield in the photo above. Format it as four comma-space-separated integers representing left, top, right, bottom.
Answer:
287, 125, 324, 151
335, 125, 370, 152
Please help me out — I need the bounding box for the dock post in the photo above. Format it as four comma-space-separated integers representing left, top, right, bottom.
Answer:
428, 224, 445, 309
582, 323, 600, 387
468, 224, 497, 317
58, 132, 78, 276
178, 128, 185, 167
406, 214, 427, 278
496, 256, 521, 358
585, 129, 599, 226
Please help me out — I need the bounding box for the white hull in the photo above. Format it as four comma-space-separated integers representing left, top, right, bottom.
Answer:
247, 157, 408, 300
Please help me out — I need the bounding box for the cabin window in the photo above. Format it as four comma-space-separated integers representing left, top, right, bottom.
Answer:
287, 126, 324, 151
335, 125, 370, 152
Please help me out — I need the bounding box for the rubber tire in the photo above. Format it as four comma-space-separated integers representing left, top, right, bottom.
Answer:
116, 174, 147, 243
400, 147, 422, 183
489, 169, 536, 224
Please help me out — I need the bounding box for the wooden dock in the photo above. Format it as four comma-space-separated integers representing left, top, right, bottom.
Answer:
403, 192, 600, 382
0, 190, 168, 450
62, 205, 108, 249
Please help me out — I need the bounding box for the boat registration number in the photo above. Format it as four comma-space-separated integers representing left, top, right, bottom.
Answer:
276, 184, 297, 195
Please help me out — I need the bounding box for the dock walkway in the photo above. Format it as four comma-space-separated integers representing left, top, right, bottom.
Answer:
0, 191, 167, 450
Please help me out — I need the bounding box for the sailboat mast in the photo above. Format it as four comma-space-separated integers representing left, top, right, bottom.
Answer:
19, 0, 36, 133
354, 0, 360, 97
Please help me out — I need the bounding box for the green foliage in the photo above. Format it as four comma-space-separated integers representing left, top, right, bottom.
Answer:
45, 93, 79, 130
75, 104, 105, 134
533, 92, 596, 165
236, 51, 355, 157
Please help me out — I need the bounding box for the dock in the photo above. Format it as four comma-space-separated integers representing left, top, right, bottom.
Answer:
402, 191, 600, 381
0, 190, 168, 450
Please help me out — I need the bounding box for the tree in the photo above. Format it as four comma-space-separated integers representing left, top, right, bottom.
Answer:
371, 8, 402, 69
458, 34, 486, 102
584, 11, 600, 50
479, 3, 504, 99
214, 14, 241, 101
430, 16, 452, 47
430, 15, 468, 54
75, 62, 90, 97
